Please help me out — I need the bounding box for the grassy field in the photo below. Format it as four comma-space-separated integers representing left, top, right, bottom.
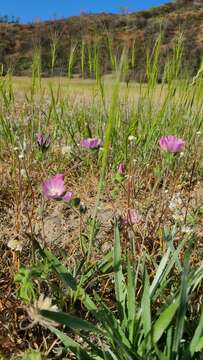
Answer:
11, 76, 150, 101
0, 48, 203, 360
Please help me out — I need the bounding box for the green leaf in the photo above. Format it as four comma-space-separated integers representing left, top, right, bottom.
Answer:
49, 326, 93, 360
33, 239, 77, 290
71, 197, 81, 207
154, 344, 168, 360
172, 246, 191, 358
41, 310, 102, 334
82, 250, 113, 286
82, 334, 110, 360
93, 299, 131, 349
189, 264, 203, 294
104, 349, 120, 360
113, 223, 126, 322
193, 337, 203, 353
127, 259, 136, 343
14, 266, 36, 303
34, 239, 97, 311
160, 236, 188, 291
141, 268, 151, 338
190, 305, 203, 356
165, 326, 173, 359
76, 286, 97, 311
163, 227, 182, 272
149, 248, 170, 299
152, 298, 179, 344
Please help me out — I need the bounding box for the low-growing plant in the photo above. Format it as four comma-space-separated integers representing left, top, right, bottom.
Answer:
20, 224, 202, 360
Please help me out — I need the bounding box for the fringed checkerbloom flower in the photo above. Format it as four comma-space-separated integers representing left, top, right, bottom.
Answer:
42, 174, 73, 202
36, 133, 51, 151
125, 209, 141, 225
80, 138, 102, 149
118, 162, 126, 175
159, 135, 185, 153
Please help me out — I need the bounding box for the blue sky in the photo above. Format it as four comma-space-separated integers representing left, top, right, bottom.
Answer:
1, 0, 170, 23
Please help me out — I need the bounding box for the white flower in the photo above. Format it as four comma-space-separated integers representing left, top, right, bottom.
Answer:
20, 169, 27, 177
172, 213, 184, 222
27, 295, 59, 328
169, 193, 182, 211
7, 239, 23, 252
128, 135, 136, 142
181, 226, 193, 234
18, 153, 25, 159
61, 145, 72, 156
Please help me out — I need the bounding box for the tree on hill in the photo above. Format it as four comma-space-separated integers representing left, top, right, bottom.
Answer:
0, 15, 20, 23
175, 0, 203, 4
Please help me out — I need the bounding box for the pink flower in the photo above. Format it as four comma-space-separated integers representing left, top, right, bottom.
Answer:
159, 136, 185, 153
42, 174, 72, 202
80, 138, 102, 149
125, 209, 141, 225
37, 133, 51, 150
118, 162, 126, 175
63, 191, 73, 202
42, 174, 65, 199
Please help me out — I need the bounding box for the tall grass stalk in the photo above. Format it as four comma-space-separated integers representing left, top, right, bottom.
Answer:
31, 47, 41, 100
68, 42, 78, 79
81, 39, 85, 79
87, 45, 93, 78
107, 34, 117, 71
50, 32, 59, 75
85, 53, 125, 266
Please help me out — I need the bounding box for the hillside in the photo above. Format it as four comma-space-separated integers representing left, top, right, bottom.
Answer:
0, 0, 203, 79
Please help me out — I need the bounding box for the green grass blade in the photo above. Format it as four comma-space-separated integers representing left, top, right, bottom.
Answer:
172, 247, 191, 359
127, 259, 136, 343
114, 223, 126, 322
93, 299, 131, 349
189, 264, 203, 294
49, 326, 93, 360
165, 326, 173, 359
163, 227, 182, 272
34, 239, 97, 311
193, 337, 203, 353
82, 334, 112, 360
149, 248, 171, 299
141, 268, 151, 338
160, 237, 188, 291
82, 250, 113, 286
190, 304, 203, 356
33, 239, 77, 290
152, 298, 179, 344
41, 310, 102, 334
